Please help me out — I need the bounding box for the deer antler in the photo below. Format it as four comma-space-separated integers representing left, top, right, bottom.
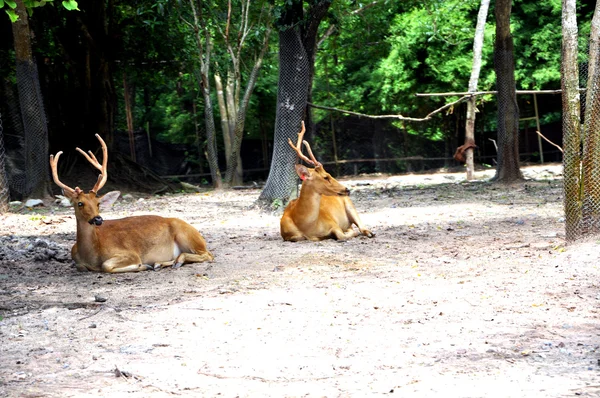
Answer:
287, 121, 322, 167
76, 134, 108, 193
49, 151, 77, 196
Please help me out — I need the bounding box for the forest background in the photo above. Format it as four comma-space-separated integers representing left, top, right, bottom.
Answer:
0, 0, 594, 200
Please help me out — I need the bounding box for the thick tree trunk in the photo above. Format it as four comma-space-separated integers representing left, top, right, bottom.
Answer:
492, 0, 523, 183
561, 0, 582, 241
581, 2, 600, 237
258, 0, 331, 203
259, 28, 310, 204
12, 0, 53, 200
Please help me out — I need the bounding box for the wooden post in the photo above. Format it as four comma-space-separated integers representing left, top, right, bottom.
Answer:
533, 93, 544, 163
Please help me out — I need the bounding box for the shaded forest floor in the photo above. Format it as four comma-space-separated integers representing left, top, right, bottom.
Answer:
1, 164, 600, 397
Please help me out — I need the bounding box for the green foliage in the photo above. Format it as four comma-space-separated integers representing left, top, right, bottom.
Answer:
1, 0, 78, 22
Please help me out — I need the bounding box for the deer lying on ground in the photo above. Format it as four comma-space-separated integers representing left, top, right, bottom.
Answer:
280, 122, 375, 242
50, 134, 214, 273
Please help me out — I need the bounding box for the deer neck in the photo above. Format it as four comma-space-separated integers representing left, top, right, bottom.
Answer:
295, 182, 322, 223
75, 217, 101, 258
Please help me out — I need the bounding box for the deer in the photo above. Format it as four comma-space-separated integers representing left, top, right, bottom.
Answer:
280, 121, 375, 242
49, 134, 214, 273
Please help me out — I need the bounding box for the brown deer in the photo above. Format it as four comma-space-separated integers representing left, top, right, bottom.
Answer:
280, 122, 375, 242
49, 134, 214, 273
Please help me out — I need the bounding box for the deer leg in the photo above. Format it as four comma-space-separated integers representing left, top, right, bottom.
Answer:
101, 254, 151, 273
152, 260, 176, 270
330, 227, 359, 241
344, 201, 375, 238
173, 252, 214, 268
280, 216, 307, 241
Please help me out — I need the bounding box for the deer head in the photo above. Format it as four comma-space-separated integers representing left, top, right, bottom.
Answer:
50, 134, 120, 226
288, 121, 349, 197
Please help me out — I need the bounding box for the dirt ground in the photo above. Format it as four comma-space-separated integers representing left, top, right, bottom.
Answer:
1, 163, 599, 398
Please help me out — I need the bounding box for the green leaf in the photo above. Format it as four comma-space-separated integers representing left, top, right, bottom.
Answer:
5, 8, 17, 21
5, 0, 16, 8
61, 0, 78, 10
0, 1, 4, 9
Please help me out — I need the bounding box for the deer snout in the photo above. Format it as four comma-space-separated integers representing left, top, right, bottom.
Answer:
339, 187, 350, 196
89, 216, 103, 226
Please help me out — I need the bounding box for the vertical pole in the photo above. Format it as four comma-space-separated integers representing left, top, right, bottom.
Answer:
533, 93, 544, 163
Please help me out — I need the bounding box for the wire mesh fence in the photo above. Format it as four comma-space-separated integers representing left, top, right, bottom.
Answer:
1, 61, 50, 202
562, 39, 600, 243
259, 27, 311, 202
0, 113, 9, 213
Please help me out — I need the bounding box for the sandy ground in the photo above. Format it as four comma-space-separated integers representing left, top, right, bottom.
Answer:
1, 164, 600, 398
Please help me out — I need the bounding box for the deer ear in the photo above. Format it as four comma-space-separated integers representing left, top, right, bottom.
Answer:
295, 164, 311, 181
99, 191, 121, 208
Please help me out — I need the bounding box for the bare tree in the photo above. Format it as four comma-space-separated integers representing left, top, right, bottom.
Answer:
463, 0, 490, 180
217, 0, 272, 187
181, 0, 223, 189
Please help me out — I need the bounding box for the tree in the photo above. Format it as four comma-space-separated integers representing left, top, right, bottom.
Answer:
258, 0, 332, 205
492, 0, 522, 182
464, 0, 490, 180
2, 0, 78, 200
181, 0, 222, 189
216, 0, 272, 187
562, 0, 600, 241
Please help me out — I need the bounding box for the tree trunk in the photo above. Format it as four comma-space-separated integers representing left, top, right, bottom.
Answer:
76, 0, 117, 147
561, 0, 582, 241
258, 28, 311, 204
188, 0, 222, 188
221, 20, 272, 187
258, 0, 331, 204
123, 72, 136, 162
215, 72, 244, 185
12, 0, 53, 200
300, 0, 332, 143
581, 2, 600, 237
225, 73, 243, 185
464, 0, 490, 180
492, 0, 523, 183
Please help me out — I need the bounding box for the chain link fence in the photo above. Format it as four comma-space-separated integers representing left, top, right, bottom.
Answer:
562, 42, 600, 243
259, 27, 311, 202
1, 61, 49, 202
0, 113, 9, 213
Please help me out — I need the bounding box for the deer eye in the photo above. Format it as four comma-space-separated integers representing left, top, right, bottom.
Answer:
77, 202, 84, 207
324, 176, 330, 181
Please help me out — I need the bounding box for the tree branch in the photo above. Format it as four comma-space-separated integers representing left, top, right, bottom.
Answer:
308, 95, 473, 122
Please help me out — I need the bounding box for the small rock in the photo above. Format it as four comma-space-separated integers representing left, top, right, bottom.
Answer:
25, 199, 44, 208
122, 194, 135, 201
94, 295, 107, 303
89, 324, 97, 329
55, 195, 71, 207
9, 201, 22, 206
